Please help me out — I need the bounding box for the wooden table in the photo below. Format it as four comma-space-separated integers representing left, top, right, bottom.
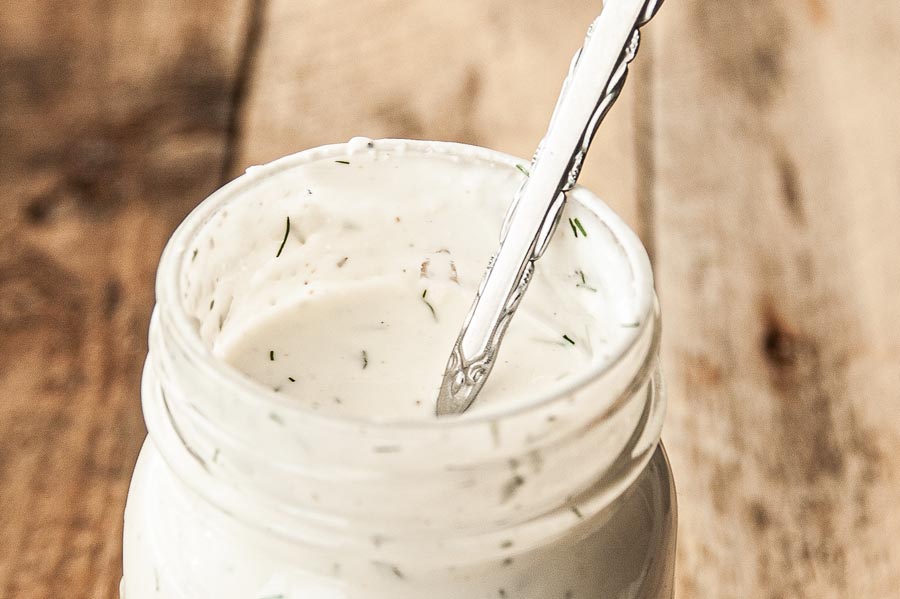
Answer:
2, 1, 898, 597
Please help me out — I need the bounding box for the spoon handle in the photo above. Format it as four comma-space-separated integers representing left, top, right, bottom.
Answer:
436, 0, 664, 416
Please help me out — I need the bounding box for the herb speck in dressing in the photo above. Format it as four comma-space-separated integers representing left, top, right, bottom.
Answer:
421, 289, 437, 321
275, 216, 290, 257
568, 217, 587, 238
575, 269, 597, 292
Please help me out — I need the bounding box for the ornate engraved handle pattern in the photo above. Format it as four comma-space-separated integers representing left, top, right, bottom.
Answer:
436, 0, 665, 416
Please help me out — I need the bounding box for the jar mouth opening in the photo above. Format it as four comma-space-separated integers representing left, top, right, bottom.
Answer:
155, 138, 657, 433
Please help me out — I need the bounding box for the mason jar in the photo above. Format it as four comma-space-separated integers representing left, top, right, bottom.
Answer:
121, 139, 676, 599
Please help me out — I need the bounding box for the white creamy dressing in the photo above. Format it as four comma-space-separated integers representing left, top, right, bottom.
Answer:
122, 139, 671, 599
192, 138, 639, 419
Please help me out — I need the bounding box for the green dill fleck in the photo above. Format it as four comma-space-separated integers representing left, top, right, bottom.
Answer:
500, 540, 514, 549
571, 505, 584, 519
562, 334, 575, 345
269, 350, 275, 361
502, 557, 514, 567
211, 448, 220, 463
337, 256, 349, 268
275, 216, 290, 257
421, 289, 437, 321
268, 411, 285, 425
258, 595, 285, 599
499, 589, 507, 598
575, 269, 597, 292
335, 159, 350, 165
516, 164, 530, 177
568, 218, 578, 237
622, 321, 640, 328
573, 217, 587, 237
362, 350, 369, 369
288, 376, 296, 382
209, 299, 215, 310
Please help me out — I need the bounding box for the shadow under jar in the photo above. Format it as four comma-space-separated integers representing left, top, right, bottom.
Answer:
122, 139, 676, 599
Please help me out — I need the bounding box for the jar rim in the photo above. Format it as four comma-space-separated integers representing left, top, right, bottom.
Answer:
155, 138, 657, 433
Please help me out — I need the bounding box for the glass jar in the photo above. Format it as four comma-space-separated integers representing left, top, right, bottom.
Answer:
121, 140, 676, 599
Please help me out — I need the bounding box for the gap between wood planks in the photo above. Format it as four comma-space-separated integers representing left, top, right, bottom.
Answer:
221, 0, 270, 183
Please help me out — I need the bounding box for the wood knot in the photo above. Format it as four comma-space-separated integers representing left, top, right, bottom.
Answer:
762, 316, 799, 368
747, 500, 772, 533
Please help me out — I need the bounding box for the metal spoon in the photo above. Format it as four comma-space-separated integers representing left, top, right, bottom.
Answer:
436, 0, 664, 416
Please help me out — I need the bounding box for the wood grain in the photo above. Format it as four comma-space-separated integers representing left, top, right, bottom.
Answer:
0, 1, 251, 596
2, 0, 899, 597
231, 0, 644, 229
650, 0, 900, 596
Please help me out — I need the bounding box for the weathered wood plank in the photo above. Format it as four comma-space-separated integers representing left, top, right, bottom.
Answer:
231, 0, 645, 230
7, 0, 899, 596
0, 2, 251, 596
650, 0, 900, 596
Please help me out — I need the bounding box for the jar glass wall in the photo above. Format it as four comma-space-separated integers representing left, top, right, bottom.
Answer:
121, 140, 676, 599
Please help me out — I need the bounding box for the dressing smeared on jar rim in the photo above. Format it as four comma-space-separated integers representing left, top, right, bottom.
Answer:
178, 138, 646, 421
